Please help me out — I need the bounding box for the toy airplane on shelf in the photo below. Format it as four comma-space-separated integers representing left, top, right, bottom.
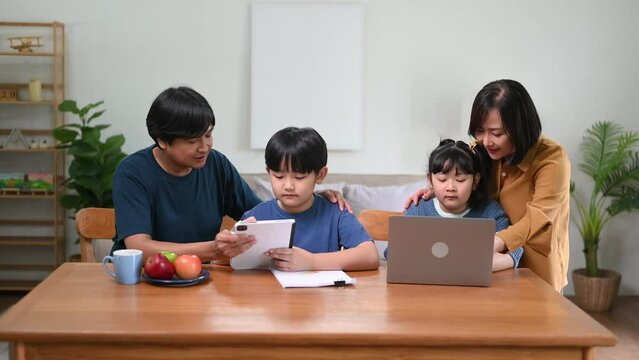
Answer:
8, 36, 43, 53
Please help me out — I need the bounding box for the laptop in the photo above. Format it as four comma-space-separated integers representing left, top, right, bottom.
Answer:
386, 216, 494, 287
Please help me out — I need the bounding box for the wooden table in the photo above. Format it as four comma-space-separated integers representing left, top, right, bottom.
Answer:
0, 263, 615, 360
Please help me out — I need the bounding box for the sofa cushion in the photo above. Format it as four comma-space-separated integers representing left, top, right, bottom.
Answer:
343, 180, 425, 216
252, 176, 347, 201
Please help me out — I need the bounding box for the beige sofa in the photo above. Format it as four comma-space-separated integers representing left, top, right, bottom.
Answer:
241, 173, 425, 215
242, 173, 425, 189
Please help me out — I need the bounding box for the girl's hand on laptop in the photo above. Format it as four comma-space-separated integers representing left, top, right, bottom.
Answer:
403, 188, 434, 210
493, 235, 507, 253
316, 189, 352, 213
492, 252, 515, 272
265, 246, 313, 272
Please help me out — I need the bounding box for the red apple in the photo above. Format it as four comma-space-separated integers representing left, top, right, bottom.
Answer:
174, 254, 202, 279
144, 253, 175, 280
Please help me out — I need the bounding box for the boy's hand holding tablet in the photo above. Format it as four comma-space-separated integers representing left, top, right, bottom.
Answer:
229, 219, 296, 270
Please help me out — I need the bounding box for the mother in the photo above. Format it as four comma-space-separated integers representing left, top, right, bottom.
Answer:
407, 79, 570, 292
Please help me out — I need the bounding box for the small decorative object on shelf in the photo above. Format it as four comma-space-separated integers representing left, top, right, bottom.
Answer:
0, 172, 54, 195
8, 36, 43, 53
28, 78, 42, 101
4, 128, 30, 149
20, 174, 29, 192
30, 139, 38, 149
0, 87, 18, 101
26, 172, 54, 193
0, 172, 24, 191
38, 138, 49, 149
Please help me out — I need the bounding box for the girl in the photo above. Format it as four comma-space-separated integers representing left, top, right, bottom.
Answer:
398, 139, 523, 271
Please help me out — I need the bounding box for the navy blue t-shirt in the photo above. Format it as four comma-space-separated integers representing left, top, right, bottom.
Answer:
111, 146, 262, 251
241, 195, 372, 253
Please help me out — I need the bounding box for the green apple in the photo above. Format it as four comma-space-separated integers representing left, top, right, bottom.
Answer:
160, 250, 177, 263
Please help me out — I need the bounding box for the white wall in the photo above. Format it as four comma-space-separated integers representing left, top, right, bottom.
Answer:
5, 0, 639, 294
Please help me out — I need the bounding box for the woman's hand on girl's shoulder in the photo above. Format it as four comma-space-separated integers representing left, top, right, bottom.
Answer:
403, 188, 434, 210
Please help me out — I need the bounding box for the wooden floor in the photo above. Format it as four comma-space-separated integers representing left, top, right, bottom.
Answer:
0, 292, 636, 360
571, 296, 639, 360
0, 292, 28, 360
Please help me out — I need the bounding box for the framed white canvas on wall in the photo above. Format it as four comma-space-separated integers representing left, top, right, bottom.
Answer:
250, 2, 364, 150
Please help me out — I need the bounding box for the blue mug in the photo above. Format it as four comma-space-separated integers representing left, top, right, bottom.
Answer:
102, 249, 143, 285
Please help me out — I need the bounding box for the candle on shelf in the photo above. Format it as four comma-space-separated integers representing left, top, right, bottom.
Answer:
28, 78, 42, 101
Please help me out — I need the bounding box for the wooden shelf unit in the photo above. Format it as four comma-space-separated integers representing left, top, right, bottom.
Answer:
0, 100, 56, 105
0, 148, 58, 153
0, 21, 66, 291
0, 193, 56, 199
0, 219, 56, 226
0, 280, 42, 291
0, 52, 55, 57
0, 236, 57, 246
0, 264, 55, 271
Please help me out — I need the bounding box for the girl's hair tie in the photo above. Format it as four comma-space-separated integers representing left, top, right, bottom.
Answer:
469, 138, 478, 150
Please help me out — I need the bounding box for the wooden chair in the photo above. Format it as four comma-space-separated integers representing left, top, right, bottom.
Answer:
75, 207, 116, 263
76, 207, 238, 262
357, 209, 402, 241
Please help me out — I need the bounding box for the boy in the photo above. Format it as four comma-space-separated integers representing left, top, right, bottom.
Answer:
242, 127, 379, 271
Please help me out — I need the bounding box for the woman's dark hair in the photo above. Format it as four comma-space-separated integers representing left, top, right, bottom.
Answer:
265, 127, 327, 174
428, 139, 489, 208
146, 86, 215, 145
468, 79, 541, 165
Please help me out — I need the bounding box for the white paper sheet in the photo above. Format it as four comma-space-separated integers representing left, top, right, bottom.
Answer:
271, 269, 356, 288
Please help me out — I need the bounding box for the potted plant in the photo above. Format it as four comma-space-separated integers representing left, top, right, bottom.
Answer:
53, 100, 127, 259
571, 121, 639, 311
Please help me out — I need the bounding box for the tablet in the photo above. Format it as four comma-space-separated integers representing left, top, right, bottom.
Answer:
229, 219, 296, 270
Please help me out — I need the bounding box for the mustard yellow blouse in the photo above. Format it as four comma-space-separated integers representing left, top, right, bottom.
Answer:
491, 136, 571, 291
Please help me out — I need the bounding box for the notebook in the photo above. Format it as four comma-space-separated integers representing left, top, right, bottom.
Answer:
386, 216, 494, 287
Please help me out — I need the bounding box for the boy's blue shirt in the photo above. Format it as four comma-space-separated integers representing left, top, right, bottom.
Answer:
241, 195, 372, 253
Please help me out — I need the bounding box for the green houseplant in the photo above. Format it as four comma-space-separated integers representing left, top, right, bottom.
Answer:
571, 121, 639, 311
53, 100, 126, 212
